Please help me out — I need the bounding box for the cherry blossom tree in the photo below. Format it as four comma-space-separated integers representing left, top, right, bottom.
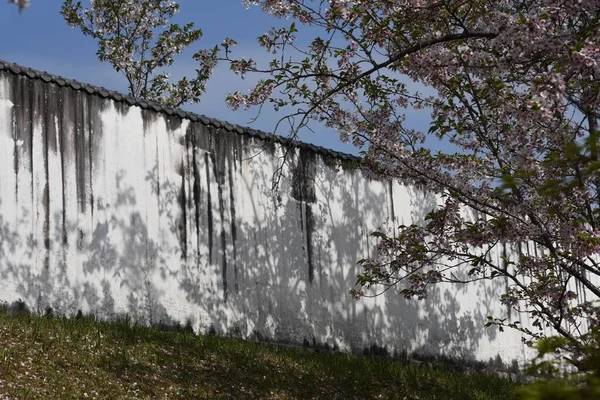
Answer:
224, 0, 600, 369
61, 0, 218, 107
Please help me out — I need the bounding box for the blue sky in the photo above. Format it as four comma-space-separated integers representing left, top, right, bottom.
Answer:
0, 1, 432, 154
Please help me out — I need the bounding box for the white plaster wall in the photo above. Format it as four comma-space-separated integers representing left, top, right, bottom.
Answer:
0, 70, 538, 370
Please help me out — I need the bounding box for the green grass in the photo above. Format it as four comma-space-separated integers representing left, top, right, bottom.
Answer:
0, 310, 519, 399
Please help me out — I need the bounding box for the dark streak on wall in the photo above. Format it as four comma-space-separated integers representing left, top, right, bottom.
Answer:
291, 148, 317, 283
30, 79, 47, 270
74, 90, 88, 251
193, 124, 245, 296
42, 82, 53, 257
205, 152, 214, 265
87, 96, 104, 220
39, 82, 50, 274
298, 201, 304, 231
141, 109, 158, 135
166, 117, 183, 137
6, 73, 106, 257
189, 126, 202, 262
75, 90, 88, 216
305, 205, 315, 283
212, 151, 228, 301
10, 79, 21, 199
29, 80, 38, 211
87, 97, 94, 220
59, 85, 71, 246
4, 73, 117, 266
193, 123, 210, 151
45, 84, 58, 154
214, 132, 227, 185
231, 131, 243, 171
178, 161, 188, 260
12, 74, 103, 254
228, 157, 238, 293
194, 125, 218, 267
12, 120, 19, 201
291, 148, 317, 204
112, 99, 130, 118
10, 77, 33, 213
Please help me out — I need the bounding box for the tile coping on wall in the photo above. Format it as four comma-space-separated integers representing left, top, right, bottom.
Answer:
0, 58, 361, 164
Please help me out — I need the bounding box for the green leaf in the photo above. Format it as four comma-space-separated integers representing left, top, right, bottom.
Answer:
564, 142, 582, 160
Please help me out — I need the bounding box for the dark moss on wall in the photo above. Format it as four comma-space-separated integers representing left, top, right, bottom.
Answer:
291, 148, 317, 204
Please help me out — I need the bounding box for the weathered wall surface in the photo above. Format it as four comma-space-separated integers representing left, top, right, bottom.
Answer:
0, 62, 532, 369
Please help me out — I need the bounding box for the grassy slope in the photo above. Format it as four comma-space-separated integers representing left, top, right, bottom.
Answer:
0, 311, 518, 399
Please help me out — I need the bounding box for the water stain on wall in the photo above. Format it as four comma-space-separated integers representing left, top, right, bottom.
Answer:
291, 148, 317, 282
189, 124, 246, 300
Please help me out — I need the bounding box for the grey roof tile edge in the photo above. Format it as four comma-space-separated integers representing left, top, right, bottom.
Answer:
0, 59, 361, 163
